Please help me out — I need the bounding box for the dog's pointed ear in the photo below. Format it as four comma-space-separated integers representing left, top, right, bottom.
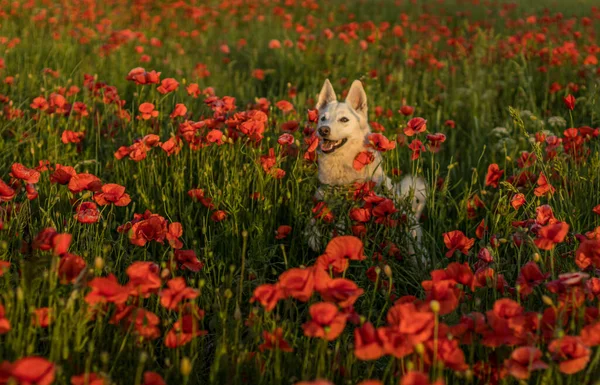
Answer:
345, 80, 367, 117
316, 79, 336, 110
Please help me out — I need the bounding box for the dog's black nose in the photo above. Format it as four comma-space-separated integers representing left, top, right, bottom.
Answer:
318, 126, 330, 137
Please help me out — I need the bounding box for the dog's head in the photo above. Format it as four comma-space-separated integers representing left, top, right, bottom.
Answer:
315, 79, 370, 155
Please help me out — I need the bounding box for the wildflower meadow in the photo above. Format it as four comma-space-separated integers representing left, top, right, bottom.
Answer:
1, 0, 600, 384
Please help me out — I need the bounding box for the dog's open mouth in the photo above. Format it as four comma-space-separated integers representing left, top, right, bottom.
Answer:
319, 138, 347, 154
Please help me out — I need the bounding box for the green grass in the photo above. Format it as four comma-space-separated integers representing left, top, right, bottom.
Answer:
0, 0, 600, 384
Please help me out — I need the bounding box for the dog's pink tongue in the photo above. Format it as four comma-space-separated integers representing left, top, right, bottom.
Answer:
320, 141, 333, 151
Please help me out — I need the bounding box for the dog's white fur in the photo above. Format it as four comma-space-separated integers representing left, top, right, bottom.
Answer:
310, 79, 428, 262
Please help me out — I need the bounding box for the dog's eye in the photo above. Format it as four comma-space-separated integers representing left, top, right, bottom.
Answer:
339, 117, 349, 123
320, 116, 326, 121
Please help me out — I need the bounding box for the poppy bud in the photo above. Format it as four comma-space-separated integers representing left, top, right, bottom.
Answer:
465, 370, 473, 381
234, 304, 242, 321
383, 265, 392, 279
199, 279, 206, 288
224, 289, 233, 299
542, 295, 554, 307
16, 287, 23, 302
533, 253, 541, 262
160, 268, 171, 280
94, 256, 104, 271
180, 357, 192, 377
429, 300, 440, 313
139, 352, 148, 364
0, 241, 6, 249
414, 343, 425, 355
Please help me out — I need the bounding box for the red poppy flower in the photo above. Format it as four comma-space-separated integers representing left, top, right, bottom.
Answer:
161, 136, 182, 156
137, 103, 159, 120
259, 327, 293, 352
278, 267, 315, 302
424, 279, 461, 315
169, 103, 187, 119
511, 193, 526, 210
157, 78, 179, 94
61, 130, 85, 144
187, 189, 214, 209
399, 105, 414, 116
534, 173, 555, 197
206, 129, 224, 145
0, 304, 11, 334
49, 164, 76, 185
93, 183, 131, 206
68, 173, 102, 193
142, 372, 166, 385
535, 205, 557, 225
353, 151, 375, 171
485, 164, 504, 188
30, 96, 49, 110
563, 94, 575, 110
443, 230, 474, 257
324, 236, 365, 263
0, 179, 16, 202
111, 305, 160, 341
580, 322, 600, 347
0, 261, 9, 277
516, 261, 549, 297
74, 202, 100, 224
164, 305, 207, 348
126, 67, 161, 85
250, 283, 283, 312
318, 278, 364, 308
404, 117, 427, 136
426, 133, 446, 153
386, 302, 434, 344
173, 250, 204, 272
126, 261, 161, 298
302, 302, 347, 341
160, 277, 199, 310
400, 371, 443, 385
548, 336, 590, 374
575, 239, 600, 269
11, 163, 40, 184
367, 133, 396, 152
85, 274, 129, 306
534, 221, 569, 250
275, 225, 292, 239
211, 210, 227, 222
130, 215, 168, 247
57, 253, 86, 284
349, 207, 371, 223
408, 139, 426, 160
354, 322, 385, 360
71, 372, 106, 385
504, 346, 548, 380
294, 381, 332, 385
32, 307, 51, 328
275, 100, 294, 113
165, 222, 183, 249
10, 356, 55, 385
424, 337, 468, 371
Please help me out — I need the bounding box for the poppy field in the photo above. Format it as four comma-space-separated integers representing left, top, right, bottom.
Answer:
2, 0, 600, 384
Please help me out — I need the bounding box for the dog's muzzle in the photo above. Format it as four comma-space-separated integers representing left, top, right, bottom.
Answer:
319, 138, 348, 153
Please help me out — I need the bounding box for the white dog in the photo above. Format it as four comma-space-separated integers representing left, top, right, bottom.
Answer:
309, 79, 428, 262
